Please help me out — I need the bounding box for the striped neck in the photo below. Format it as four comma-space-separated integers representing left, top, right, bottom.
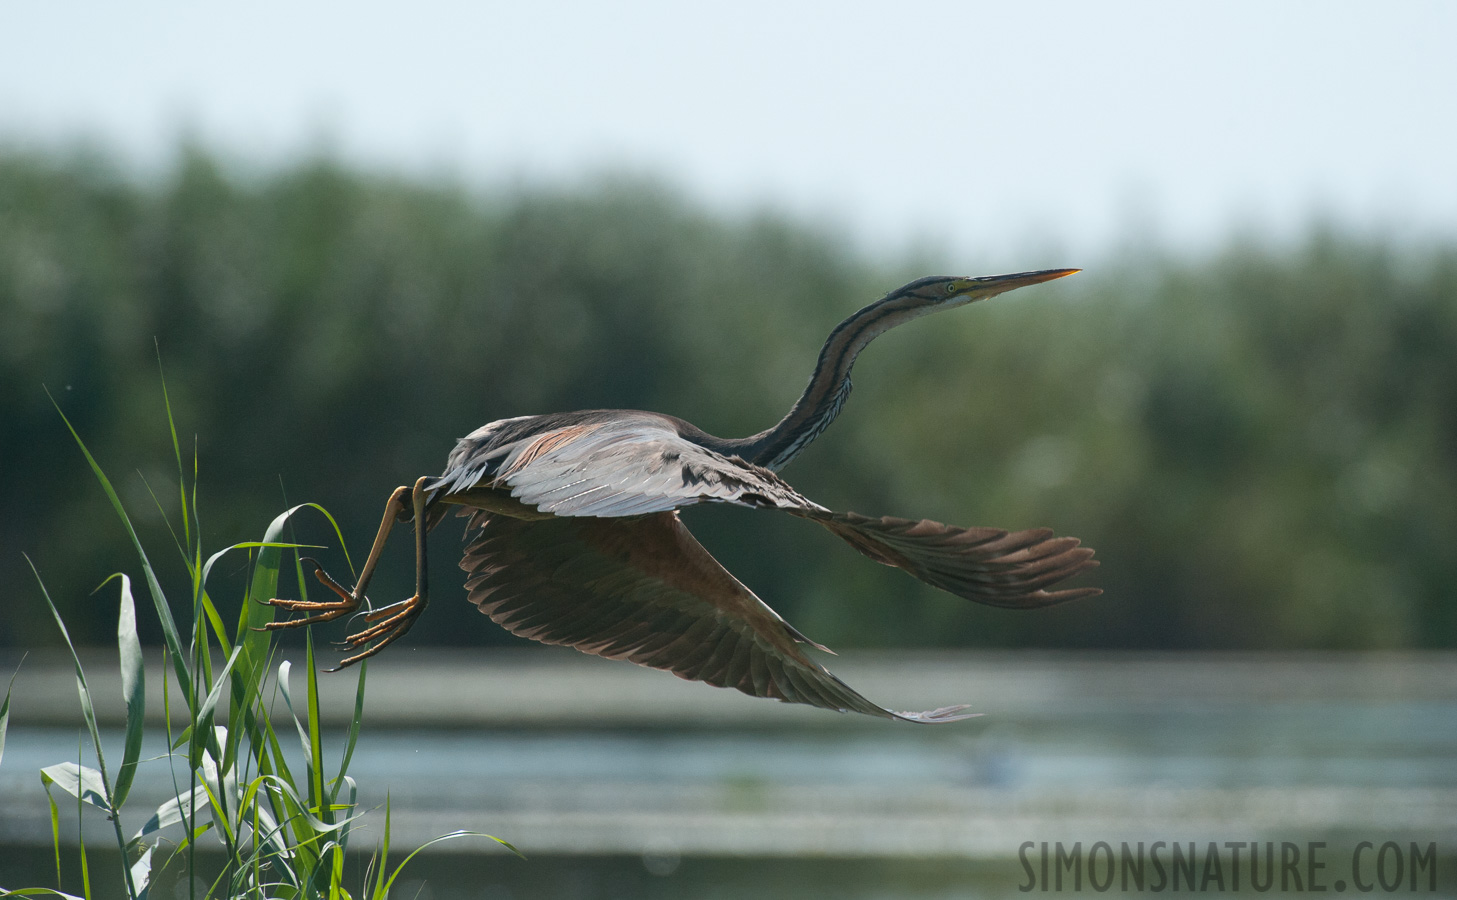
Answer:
715, 289, 940, 471
687, 270, 1072, 470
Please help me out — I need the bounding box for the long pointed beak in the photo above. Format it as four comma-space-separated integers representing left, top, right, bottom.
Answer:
957, 268, 1080, 299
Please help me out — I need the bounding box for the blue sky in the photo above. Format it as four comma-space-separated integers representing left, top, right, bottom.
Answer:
3, 1, 1454, 264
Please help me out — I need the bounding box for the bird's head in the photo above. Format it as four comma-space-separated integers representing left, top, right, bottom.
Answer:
897, 268, 1080, 309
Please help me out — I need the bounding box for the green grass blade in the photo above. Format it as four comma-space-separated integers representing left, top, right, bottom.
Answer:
330, 775, 358, 857
156, 342, 191, 553
99, 574, 146, 808
277, 660, 314, 764
47, 389, 191, 693
0, 658, 22, 771
75, 761, 91, 900
381, 830, 523, 896
237, 776, 292, 861
45, 777, 62, 886
31, 570, 144, 900
189, 526, 211, 711
259, 681, 299, 785
226, 700, 276, 808
155, 820, 215, 871
250, 774, 361, 834
248, 786, 267, 893
196, 743, 237, 844
40, 763, 110, 811
305, 632, 326, 820
137, 470, 191, 575
199, 591, 233, 657
240, 651, 291, 791
272, 661, 324, 874
194, 531, 321, 776
194, 647, 243, 740
29, 557, 114, 813
133, 784, 210, 841
329, 661, 367, 806
369, 795, 390, 900
196, 539, 314, 699
329, 830, 346, 900
231, 504, 340, 760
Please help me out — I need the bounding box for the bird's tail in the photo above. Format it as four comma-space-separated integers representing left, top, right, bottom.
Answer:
794, 509, 1100, 608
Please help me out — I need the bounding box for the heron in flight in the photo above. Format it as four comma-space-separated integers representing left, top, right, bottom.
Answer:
268, 269, 1098, 722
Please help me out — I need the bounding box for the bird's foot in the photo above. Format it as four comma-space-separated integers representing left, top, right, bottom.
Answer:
263, 559, 362, 629
327, 593, 427, 671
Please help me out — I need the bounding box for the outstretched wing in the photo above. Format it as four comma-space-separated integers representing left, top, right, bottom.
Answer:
458, 509, 972, 723
436, 413, 1098, 611
798, 510, 1100, 608
434, 415, 821, 518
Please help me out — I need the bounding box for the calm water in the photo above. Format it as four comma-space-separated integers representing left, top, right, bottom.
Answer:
3, 653, 1455, 897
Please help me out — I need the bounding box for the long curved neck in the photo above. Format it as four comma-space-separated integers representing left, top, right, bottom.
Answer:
706, 290, 938, 471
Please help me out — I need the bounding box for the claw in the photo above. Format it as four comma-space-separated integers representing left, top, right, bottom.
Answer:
304, 559, 355, 602
262, 479, 432, 669
343, 599, 422, 647
262, 562, 364, 631
361, 598, 416, 622
326, 594, 427, 671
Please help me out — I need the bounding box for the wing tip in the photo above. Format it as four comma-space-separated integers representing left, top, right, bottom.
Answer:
1045, 585, 1103, 604
889, 704, 981, 724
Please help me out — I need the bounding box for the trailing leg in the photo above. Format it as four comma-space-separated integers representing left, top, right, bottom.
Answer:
265, 482, 411, 628
328, 475, 435, 669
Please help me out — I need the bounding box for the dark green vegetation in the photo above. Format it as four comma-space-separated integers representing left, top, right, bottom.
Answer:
3, 147, 1455, 652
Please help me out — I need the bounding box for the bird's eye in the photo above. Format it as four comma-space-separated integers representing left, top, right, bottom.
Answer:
945, 282, 958, 295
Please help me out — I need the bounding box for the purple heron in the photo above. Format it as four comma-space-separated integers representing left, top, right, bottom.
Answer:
267, 269, 1098, 722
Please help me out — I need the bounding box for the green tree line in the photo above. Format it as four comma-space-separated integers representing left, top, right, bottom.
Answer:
2, 147, 1454, 651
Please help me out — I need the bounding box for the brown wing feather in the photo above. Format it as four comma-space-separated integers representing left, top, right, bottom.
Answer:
458, 509, 972, 723
796, 510, 1100, 609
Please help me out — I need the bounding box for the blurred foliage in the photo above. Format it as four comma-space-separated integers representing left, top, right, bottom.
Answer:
2, 146, 1454, 651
